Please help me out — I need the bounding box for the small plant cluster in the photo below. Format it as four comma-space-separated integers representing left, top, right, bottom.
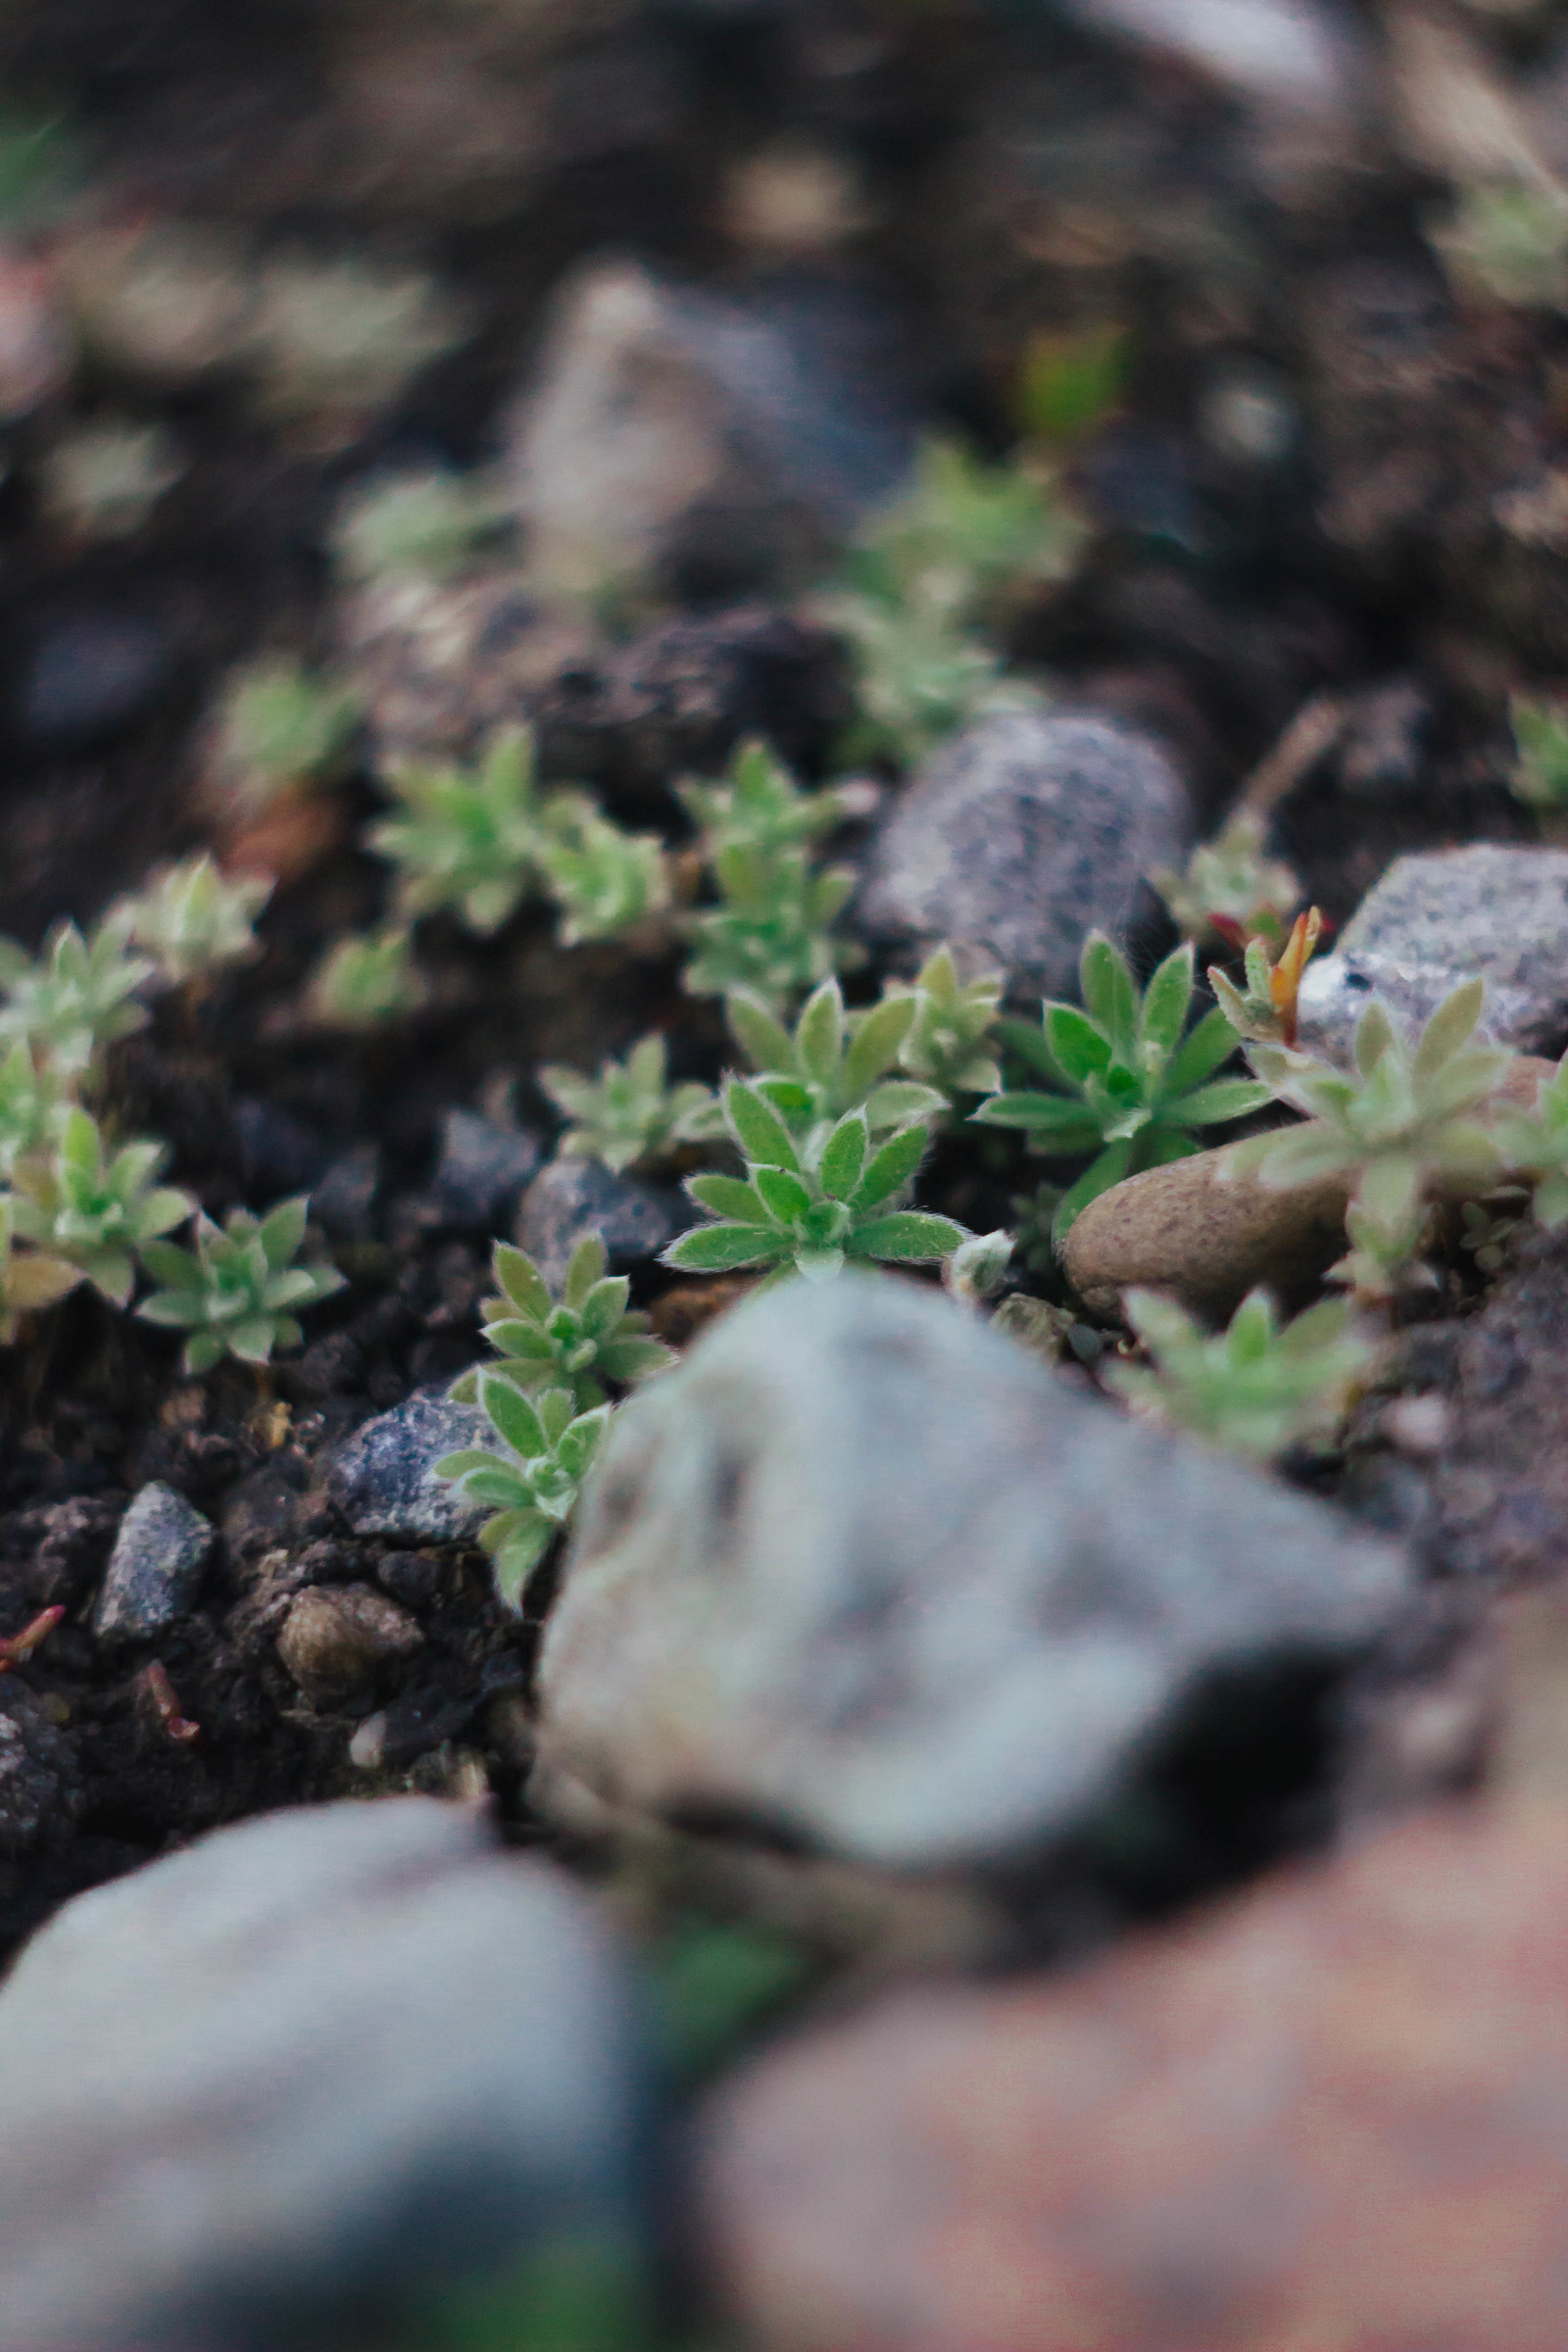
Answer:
0, 858, 342, 1366
1107, 1286, 1374, 1459
1153, 812, 1301, 953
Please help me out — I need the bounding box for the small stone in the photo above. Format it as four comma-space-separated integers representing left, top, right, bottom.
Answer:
1063, 1150, 1350, 1322
0, 1685, 80, 1860
1433, 1223, 1568, 1581
325, 1384, 498, 1543
276, 1584, 423, 1704
18, 604, 182, 747
507, 257, 916, 605
533, 1276, 1405, 1873
376, 1549, 444, 1608
432, 1109, 542, 1230
515, 1156, 692, 1294
858, 709, 1192, 1001
0, 1797, 647, 2347
697, 1789, 1568, 2352
1297, 845, 1568, 1065
312, 1144, 382, 1239
93, 1484, 215, 1642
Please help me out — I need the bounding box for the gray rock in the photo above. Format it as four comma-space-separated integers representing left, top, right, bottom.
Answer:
0, 1684, 80, 1860
433, 1109, 543, 1230
327, 1384, 498, 1543
18, 603, 182, 746
533, 1276, 1407, 1874
1297, 845, 1568, 1065
508, 257, 916, 605
309, 1143, 381, 1240
0, 1797, 646, 2349
516, 1155, 692, 1294
93, 1482, 215, 1641
858, 709, 1193, 1002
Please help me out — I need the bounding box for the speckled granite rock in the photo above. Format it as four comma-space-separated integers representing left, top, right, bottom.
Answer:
326, 1384, 497, 1543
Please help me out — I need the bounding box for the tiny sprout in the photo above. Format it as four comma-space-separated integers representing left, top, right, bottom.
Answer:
722, 975, 946, 1151
540, 1036, 715, 1176
816, 590, 1022, 770
369, 726, 545, 935
436, 1382, 611, 1608
120, 855, 272, 989
534, 796, 671, 947
12, 1107, 193, 1307
682, 849, 855, 1011
137, 1196, 345, 1373
976, 931, 1270, 1239
677, 739, 847, 865
306, 925, 428, 1029
1509, 694, 1568, 813
332, 466, 507, 586
944, 1228, 1013, 1305
847, 438, 1084, 627
1231, 981, 1508, 1296
208, 658, 361, 817
1152, 811, 1300, 951
1459, 1194, 1526, 1273
246, 254, 471, 427
1430, 179, 1568, 313
0, 1042, 69, 1177
0, 1196, 80, 1344
1107, 1286, 1374, 1459
0, 915, 153, 1076
1489, 1052, 1568, 1230
664, 1077, 966, 1284
885, 945, 1003, 1101
448, 1235, 672, 1416
39, 417, 184, 543
1207, 907, 1325, 1048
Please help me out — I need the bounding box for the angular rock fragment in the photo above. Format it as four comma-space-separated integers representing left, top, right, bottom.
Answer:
93, 1483, 215, 1641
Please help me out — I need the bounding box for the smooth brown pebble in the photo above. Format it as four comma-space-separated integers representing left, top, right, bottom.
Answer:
276, 1584, 422, 1704
1063, 1053, 1556, 1321
698, 1789, 1568, 2352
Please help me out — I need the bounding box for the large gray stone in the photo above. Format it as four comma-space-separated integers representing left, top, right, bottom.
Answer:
0, 1797, 646, 2350
508, 257, 916, 606
533, 1277, 1407, 1874
93, 1481, 215, 1641
858, 708, 1192, 1002
1297, 844, 1568, 1065
326, 1383, 498, 1542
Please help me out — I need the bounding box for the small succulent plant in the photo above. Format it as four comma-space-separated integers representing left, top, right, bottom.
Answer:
306, 925, 429, 1029
976, 932, 1270, 1238
121, 855, 272, 989
207, 658, 361, 816
436, 1381, 611, 1607
0, 1195, 80, 1345
39, 417, 184, 543
246, 254, 471, 428
137, 1197, 345, 1372
539, 1036, 715, 1175
1015, 319, 1130, 448
678, 739, 847, 865
1152, 811, 1301, 951
12, 1107, 193, 1306
884, 945, 1003, 1101
369, 727, 546, 935
449, 1237, 672, 1415
1509, 694, 1568, 813
664, 1077, 965, 1283
1488, 1052, 1568, 1229
533, 797, 671, 947
847, 438, 1084, 627
1231, 981, 1508, 1295
1430, 179, 1568, 313
721, 977, 947, 1148
0, 916, 153, 1075
0, 1042, 69, 1177
680, 747, 856, 1010
1207, 907, 1325, 1048
943, 1227, 1014, 1305
332, 467, 507, 586
1106, 1285, 1374, 1459
817, 590, 1020, 770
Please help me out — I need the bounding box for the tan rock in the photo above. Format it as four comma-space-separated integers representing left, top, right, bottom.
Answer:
276, 1584, 421, 1705
698, 1788, 1568, 2352
1063, 1053, 1557, 1322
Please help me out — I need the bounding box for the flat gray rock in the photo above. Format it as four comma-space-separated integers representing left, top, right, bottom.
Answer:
0, 1798, 646, 2349
858, 708, 1192, 1002
93, 1481, 215, 1640
326, 1384, 497, 1542
1297, 844, 1568, 1064
533, 1277, 1407, 1874
516, 1156, 692, 1295
508, 257, 916, 605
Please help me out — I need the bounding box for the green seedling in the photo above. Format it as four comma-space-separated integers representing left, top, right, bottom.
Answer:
1106, 1285, 1374, 1459
682, 848, 855, 1009
40, 418, 184, 543
943, 1227, 1013, 1305
1430, 178, 1568, 312
207, 657, 361, 816
436, 1381, 611, 1607
12, 1107, 192, 1307
449, 1236, 672, 1416
1207, 907, 1324, 1048
121, 855, 272, 989
678, 738, 847, 864
0, 1043, 69, 1177
1231, 980, 1508, 1295
817, 589, 1021, 769
534, 797, 671, 946
332, 466, 508, 587
137, 1196, 345, 1372
306, 925, 429, 1029
846, 437, 1084, 626
0, 916, 153, 1076
664, 1076, 965, 1283
369, 726, 547, 935
1152, 811, 1301, 952
246, 254, 471, 426
719, 975, 946, 1151
1488, 1051, 1568, 1230
884, 945, 1003, 1101
539, 1036, 715, 1176
0, 1195, 80, 1345
1509, 694, 1568, 813
975, 931, 1269, 1239
1016, 319, 1130, 448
